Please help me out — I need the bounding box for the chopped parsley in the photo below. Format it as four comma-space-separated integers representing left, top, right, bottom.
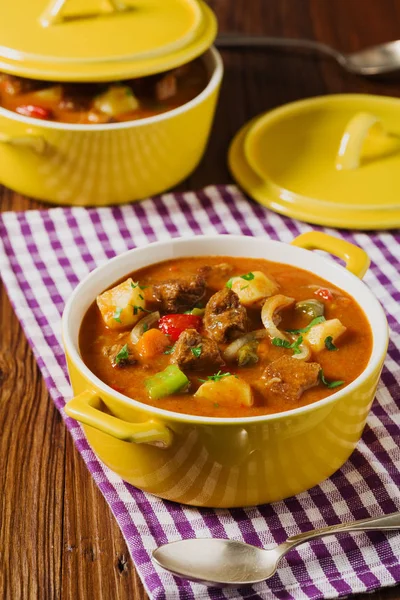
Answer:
319, 369, 344, 389
325, 336, 338, 351
113, 307, 123, 323
115, 344, 129, 365
272, 338, 292, 349
130, 281, 147, 291
139, 294, 144, 300
199, 371, 233, 383
272, 335, 303, 355
240, 285, 249, 290
240, 272, 255, 281
132, 305, 151, 315
191, 345, 202, 358
226, 272, 254, 289
142, 323, 149, 333
164, 345, 175, 355
286, 316, 326, 334
291, 335, 303, 355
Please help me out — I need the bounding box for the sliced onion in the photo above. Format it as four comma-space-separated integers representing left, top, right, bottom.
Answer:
292, 340, 311, 361
261, 295, 294, 341
130, 311, 160, 344
223, 329, 267, 361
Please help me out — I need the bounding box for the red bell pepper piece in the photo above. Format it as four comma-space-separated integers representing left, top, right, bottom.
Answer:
314, 287, 333, 302
159, 314, 202, 342
15, 105, 53, 120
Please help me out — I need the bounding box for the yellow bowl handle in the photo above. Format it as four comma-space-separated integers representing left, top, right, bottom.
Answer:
0, 132, 48, 155
291, 232, 370, 279
65, 390, 173, 448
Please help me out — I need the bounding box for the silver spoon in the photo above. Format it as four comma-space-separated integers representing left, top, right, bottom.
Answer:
153, 512, 400, 586
215, 33, 400, 76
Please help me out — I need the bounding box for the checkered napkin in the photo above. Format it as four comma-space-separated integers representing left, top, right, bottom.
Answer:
1, 185, 400, 600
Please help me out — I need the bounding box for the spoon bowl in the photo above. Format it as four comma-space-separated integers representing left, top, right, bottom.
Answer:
152, 512, 400, 587
152, 538, 281, 586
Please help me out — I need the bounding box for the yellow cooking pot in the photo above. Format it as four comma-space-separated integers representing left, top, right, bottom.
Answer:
63, 232, 388, 508
0, 0, 222, 205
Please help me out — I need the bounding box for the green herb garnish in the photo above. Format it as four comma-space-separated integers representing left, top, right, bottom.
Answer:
191, 345, 202, 358
131, 281, 147, 291
291, 335, 303, 355
164, 345, 175, 355
113, 307, 123, 323
213, 403, 220, 408
226, 278, 234, 289
325, 336, 338, 351
272, 335, 303, 355
133, 305, 151, 315
142, 323, 149, 333
240, 285, 249, 290
272, 338, 292, 349
325, 335, 339, 351
115, 344, 129, 365
240, 272, 255, 281
319, 369, 344, 389
286, 316, 326, 334
199, 371, 232, 383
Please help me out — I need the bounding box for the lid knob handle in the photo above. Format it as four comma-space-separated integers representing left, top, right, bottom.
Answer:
336, 112, 400, 171
40, 0, 130, 27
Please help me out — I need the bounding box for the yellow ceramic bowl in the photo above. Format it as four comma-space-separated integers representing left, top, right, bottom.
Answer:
0, 48, 222, 206
63, 232, 388, 508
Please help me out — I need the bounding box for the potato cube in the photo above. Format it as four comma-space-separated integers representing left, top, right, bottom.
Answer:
231, 271, 279, 306
94, 86, 140, 117
303, 318, 346, 352
195, 375, 253, 407
96, 278, 147, 330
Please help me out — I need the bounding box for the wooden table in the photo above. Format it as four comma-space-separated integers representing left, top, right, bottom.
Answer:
1, 1, 400, 598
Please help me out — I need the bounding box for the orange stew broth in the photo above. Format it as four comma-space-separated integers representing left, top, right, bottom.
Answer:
79, 257, 373, 418
0, 58, 208, 124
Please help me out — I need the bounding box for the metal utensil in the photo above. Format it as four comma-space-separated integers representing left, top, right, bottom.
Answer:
215, 33, 400, 76
152, 512, 400, 586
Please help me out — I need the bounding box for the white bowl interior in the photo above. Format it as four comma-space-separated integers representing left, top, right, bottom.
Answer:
63, 235, 388, 423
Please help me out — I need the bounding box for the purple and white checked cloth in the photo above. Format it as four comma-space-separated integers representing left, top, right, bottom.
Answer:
1, 185, 400, 600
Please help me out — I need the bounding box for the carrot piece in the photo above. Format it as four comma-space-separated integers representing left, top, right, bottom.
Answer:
135, 328, 170, 359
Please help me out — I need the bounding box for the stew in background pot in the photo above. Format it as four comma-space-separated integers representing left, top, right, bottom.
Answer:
0, 57, 208, 124
79, 256, 373, 418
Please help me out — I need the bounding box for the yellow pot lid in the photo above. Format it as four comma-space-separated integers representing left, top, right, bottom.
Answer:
228, 94, 400, 230
0, 0, 217, 81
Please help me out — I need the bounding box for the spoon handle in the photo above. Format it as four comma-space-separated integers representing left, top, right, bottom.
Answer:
215, 33, 344, 63
286, 512, 400, 546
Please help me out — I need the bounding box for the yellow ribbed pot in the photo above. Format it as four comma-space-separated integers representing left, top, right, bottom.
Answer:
0, 48, 222, 206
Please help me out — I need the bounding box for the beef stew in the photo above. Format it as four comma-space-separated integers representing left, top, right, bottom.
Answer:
0, 57, 208, 124
79, 256, 373, 418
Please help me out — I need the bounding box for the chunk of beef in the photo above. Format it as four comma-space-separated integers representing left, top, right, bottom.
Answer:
204, 288, 247, 343
155, 74, 177, 101
262, 355, 320, 402
198, 263, 234, 279
102, 343, 136, 368
171, 329, 224, 371
153, 275, 206, 313
0, 74, 41, 96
